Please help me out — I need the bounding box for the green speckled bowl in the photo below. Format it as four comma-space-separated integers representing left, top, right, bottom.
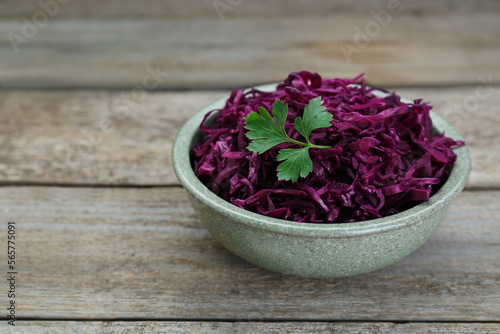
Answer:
172, 84, 471, 278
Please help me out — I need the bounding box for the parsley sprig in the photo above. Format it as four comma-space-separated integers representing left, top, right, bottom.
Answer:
244, 97, 333, 182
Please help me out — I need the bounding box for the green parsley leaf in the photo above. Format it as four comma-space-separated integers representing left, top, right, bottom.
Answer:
294, 97, 332, 144
244, 102, 290, 154
276, 147, 313, 182
244, 97, 333, 182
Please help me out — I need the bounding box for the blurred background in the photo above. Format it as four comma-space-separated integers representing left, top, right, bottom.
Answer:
1, 0, 499, 89
0, 0, 498, 186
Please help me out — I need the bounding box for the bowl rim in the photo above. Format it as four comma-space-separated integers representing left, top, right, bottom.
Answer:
172, 83, 471, 238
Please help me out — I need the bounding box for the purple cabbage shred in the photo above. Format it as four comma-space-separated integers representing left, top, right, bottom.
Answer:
191, 71, 465, 223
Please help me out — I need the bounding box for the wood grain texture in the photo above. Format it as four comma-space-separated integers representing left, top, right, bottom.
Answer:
0, 90, 220, 185
2, 0, 499, 18
1, 1, 498, 327
1, 186, 498, 320
0, 13, 499, 89
3, 321, 500, 334
0, 87, 497, 187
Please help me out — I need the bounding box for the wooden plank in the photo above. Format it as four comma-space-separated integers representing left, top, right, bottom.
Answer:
1, 0, 499, 18
0, 87, 497, 187
0, 91, 222, 185
3, 321, 500, 334
1, 186, 499, 320
0, 13, 499, 89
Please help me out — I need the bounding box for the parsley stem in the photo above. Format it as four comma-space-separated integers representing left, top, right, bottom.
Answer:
309, 144, 332, 149
285, 137, 309, 147
285, 136, 331, 150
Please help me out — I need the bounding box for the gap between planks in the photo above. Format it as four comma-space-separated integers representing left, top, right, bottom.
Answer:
1, 81, 500, 92
0, 183, 499, 192
9, 318, 500, 323
3, 321, 500, 334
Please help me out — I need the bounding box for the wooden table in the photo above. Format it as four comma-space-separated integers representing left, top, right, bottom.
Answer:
1, 1, 499, 333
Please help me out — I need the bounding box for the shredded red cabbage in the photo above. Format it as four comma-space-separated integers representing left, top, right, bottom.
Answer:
191, 72, 465, 223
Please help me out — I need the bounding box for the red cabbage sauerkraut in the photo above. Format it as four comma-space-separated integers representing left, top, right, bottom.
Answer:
191, 72, 464, 223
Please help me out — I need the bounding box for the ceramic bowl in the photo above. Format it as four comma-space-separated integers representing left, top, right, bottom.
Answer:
172, 84, 471, 278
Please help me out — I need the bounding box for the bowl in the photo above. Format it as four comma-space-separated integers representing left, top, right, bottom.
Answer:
172, 84, 471, 278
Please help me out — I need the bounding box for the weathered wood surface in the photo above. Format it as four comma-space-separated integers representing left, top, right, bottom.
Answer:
1, 0, 498, 330
0, 13, 499, 89
1, 186, 498, 320
2, 0, 499, 18
0, 90, 215, 186
0, 87, 497, 187
3, 321, 500, 334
